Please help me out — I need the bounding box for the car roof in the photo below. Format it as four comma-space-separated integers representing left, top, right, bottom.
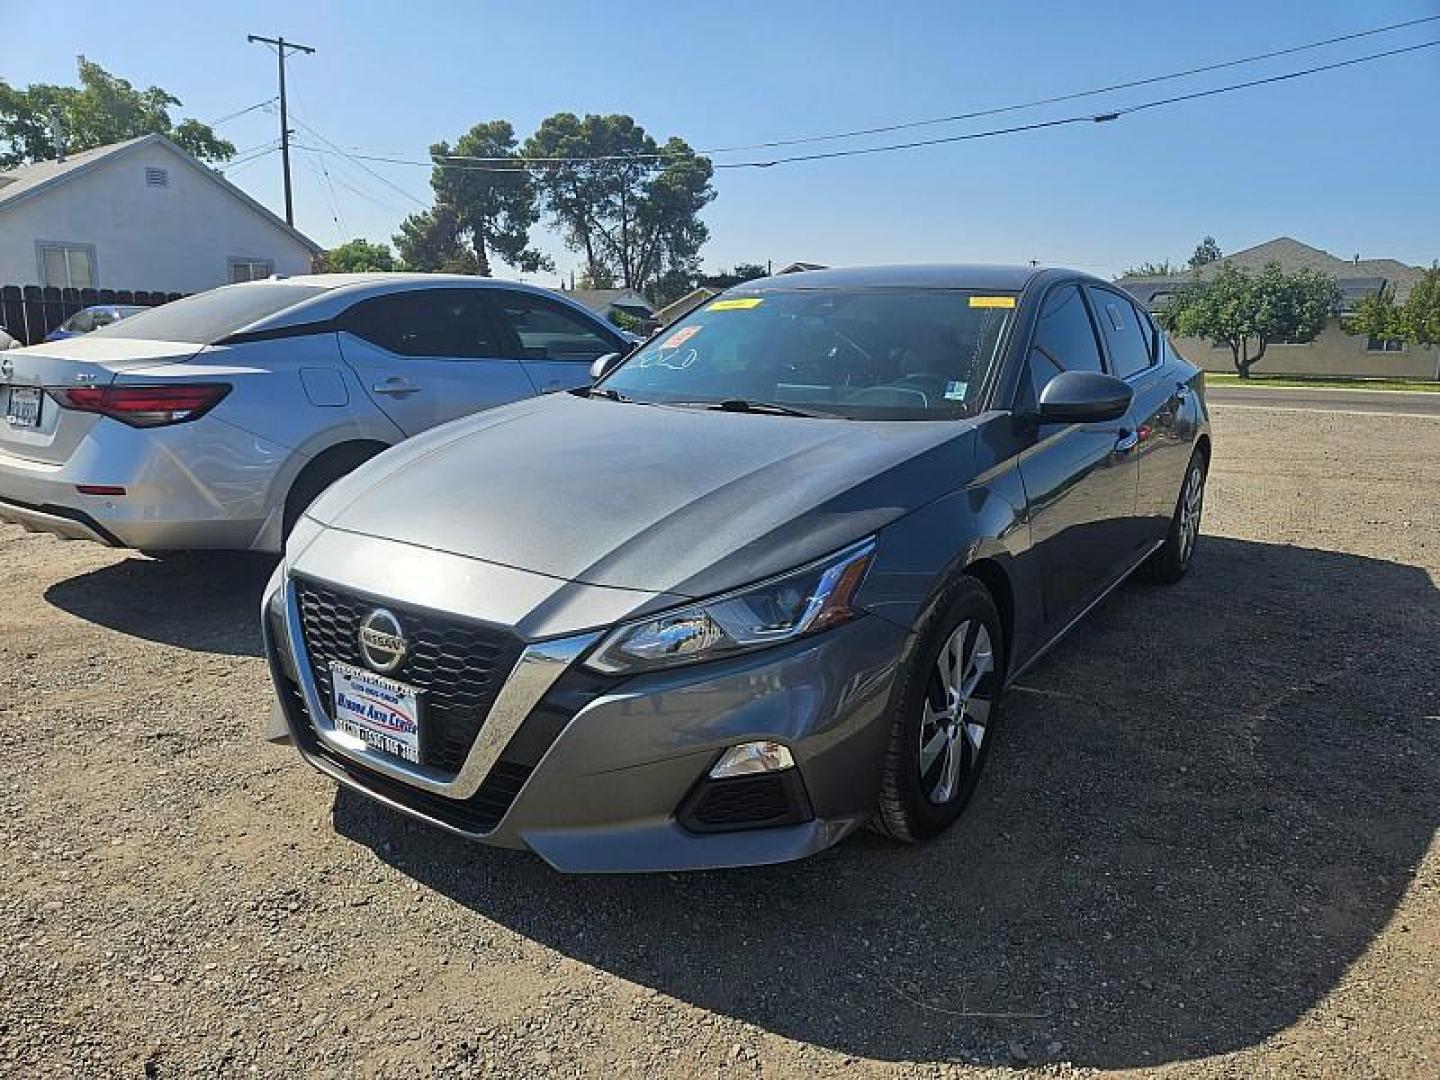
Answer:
234, 273, 608, 333
739, 264, 1050, 292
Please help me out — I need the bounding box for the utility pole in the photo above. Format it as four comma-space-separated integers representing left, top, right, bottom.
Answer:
247, 34, 315, 227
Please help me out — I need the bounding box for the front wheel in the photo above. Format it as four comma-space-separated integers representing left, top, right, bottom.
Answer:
1138, 448, 1207, 584
873, 577, 1005, 842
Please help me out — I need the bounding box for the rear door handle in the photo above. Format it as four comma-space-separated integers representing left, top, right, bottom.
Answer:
373, 378, 419, 397
1114, 428, 1140, 454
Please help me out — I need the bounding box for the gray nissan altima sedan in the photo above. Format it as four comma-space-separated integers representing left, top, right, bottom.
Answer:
262, 264, 1210, 873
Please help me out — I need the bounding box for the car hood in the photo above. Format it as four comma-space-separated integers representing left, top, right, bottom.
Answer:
308, 392, 979, 597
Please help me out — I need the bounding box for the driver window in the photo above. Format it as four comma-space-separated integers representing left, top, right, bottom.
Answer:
1016, 284, 1105, 413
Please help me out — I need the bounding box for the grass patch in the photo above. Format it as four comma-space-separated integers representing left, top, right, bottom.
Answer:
1204, 373, 1440, 393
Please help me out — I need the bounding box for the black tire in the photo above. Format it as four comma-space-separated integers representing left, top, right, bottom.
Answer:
1137, 447, 1208, 584
282, 443, 386, 542
873, 576, 1006, 842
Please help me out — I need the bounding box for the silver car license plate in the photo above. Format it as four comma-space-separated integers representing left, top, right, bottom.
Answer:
4, 386, 42, 429
330, 661, 423, 764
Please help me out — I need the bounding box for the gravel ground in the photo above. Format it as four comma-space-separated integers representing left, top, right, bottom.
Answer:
0, 405, 1436, 1078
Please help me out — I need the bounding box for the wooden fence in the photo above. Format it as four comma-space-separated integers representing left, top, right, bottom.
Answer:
0, 285, 184, 346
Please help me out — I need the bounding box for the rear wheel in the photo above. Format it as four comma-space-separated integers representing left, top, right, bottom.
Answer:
1138, 448, 1207, 584
282, 442, 387, 542
873, 577, 1005, 842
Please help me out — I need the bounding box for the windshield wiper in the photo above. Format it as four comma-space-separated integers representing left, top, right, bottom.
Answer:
582, 386, 632, 402
672, 398, 831, 419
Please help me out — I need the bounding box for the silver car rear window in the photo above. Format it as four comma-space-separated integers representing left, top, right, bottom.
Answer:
88, 284, 327, 345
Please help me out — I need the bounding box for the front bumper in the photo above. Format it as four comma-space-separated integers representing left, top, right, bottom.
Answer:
262, 563, 909, 873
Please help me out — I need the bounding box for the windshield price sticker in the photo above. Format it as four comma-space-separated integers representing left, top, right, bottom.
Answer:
660, 325, 703, 349
707, 298, 765, 311
969, 296, 1016, 308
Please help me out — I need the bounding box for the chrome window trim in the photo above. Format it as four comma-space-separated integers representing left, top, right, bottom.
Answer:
282, 574, 599, 799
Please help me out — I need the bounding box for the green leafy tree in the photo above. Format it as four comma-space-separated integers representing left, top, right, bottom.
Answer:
1344, 266, 1440, 348
1343, 283, 1407, 344
1122, 260, 1179, 277
394, 120, 548, 276
701, 263, 770, 288
0, 57, 233, 168
607, 308, 645, 333
1163, 261, 1339, 378
525, 113, 714, 298
1188, 236, 1222, 270
316, 238, 397, 273
1399, 266, 1440, 347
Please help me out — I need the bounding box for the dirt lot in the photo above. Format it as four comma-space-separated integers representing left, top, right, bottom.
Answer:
1, 405, 1436, 1079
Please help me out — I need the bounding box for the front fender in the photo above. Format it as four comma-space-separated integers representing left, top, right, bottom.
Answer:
857, 459, 1032, 641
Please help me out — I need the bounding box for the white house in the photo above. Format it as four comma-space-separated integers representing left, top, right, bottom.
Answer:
0, 134, 320, 293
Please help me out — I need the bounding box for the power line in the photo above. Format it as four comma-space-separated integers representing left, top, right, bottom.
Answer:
698, 12, 1440, 153
229, 137, 282, 160
300, 150, 346, 236
287, 112, 429, 206
320, 14, 1440, 167
321, 170, 418, 217
723, 37, 1440, 169
208, 97, 278, 126
221, 145, 280, 174
291, 37, 1440, 174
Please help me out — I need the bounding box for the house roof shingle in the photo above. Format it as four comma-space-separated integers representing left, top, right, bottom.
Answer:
1116, 236, 1429, 307
0, 133, 321, 253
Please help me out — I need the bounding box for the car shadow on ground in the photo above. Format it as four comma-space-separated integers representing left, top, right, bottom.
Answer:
331, 535, 1439, 1069
43, 552, 275, 658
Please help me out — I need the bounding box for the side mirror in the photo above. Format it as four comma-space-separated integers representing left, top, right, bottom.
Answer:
1037, 370, 1133, 424
589, 352, 625, 382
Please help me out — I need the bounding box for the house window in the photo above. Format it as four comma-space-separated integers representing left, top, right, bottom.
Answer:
36, 242, 96, 289
229, 258, 275, 283
1366, 336, 1405, 353
145, 167, 169, 188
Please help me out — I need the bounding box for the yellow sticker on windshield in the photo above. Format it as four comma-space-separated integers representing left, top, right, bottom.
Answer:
969, 296, 1016, 308
707, 298, 764, 311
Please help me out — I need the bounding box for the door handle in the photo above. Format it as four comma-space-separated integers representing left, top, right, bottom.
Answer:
373, 379, 419, 397
1114, 428, 1140, 454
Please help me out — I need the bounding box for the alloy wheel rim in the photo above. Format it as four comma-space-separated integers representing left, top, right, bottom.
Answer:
918, 620, 993, 804
1178, 465, 1205, 562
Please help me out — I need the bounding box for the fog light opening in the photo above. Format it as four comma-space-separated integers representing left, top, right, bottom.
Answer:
709, 741, 796, 779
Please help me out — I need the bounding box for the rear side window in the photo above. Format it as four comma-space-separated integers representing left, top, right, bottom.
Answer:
489, 291, 620, 362
1089, 287, 1155, 379
88, 283, 326, 344
1017, 284, 1104, 411
344, 289, 504, 359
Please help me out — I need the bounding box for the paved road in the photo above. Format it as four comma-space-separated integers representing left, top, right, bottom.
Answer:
1206, 384, 1440, 417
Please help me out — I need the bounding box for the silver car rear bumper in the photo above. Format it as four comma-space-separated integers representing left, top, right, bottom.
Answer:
0, 496, 119, 544
0, 415, 287, 551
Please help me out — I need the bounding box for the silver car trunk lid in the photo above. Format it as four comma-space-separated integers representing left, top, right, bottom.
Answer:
0, 337, 204, 466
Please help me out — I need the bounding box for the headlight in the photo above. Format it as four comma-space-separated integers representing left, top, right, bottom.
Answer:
585, 538, 876, 673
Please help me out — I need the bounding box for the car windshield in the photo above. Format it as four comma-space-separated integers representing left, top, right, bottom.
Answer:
600, 288, 1016, 419
87, 283, 327, 345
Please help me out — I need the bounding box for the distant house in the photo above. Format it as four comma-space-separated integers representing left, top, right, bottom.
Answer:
776, 261, 827, 275
0, 134, 321, 293
1118, 237, 1438, 380
562, 287, 656, 328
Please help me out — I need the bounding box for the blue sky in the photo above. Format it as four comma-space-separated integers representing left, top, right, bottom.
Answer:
7, 0, 1439, 282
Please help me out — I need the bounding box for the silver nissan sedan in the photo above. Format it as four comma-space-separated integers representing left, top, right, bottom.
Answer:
262, 264, 1210, 873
